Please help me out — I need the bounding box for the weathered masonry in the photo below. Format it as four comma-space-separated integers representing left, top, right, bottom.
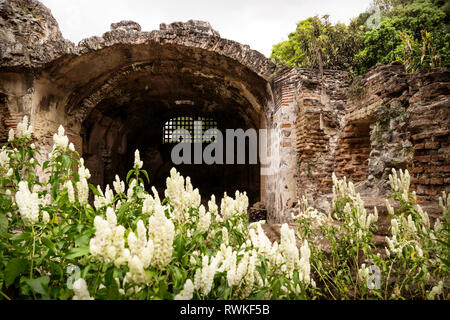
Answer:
1, 0, 449, 222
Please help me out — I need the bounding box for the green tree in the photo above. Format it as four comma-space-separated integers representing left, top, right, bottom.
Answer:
270, 15, 365, 73
271, 0, 449, 75
356, 0, 449, 73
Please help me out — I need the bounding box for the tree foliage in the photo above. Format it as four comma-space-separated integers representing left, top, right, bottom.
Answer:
356, 0, 449, 73
270, 15, 364, 72
271, 0, 449, 74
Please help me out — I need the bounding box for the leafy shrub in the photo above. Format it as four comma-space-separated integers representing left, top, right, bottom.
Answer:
294, 171, 449, 299
0, 117, 314, 300
270, 15, 364, 72
356, 0, 449, 74
271, 0, 449, 75
0, 117, 447, 300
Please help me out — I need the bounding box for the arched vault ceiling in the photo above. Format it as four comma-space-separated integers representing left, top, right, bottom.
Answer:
32, 21, 277, 124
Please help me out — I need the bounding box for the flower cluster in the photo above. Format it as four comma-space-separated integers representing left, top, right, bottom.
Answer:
248, 221, 313, 288
439, 191, 449, 216
13, 115, 33, 140
343, 196, 378, 240
226, 249, 258, 298
142, 186, 162, 214
383, 169, 439, 259
89, 207, 129, 267
148, 205, 175, 269
280, 224, 299, 276
65, 181, 75, 203
388, 168, 410, 202
332, 172, 356, 207
124, 220, 154, 285
248, 222, 273, 256
0, 146, 13, 179
193, 253, 223, 296
15, 181, 40, 226
174, 279, 194, 300
165, 168, 201, 224
331, 173, 378, 241
76, 159, 90, 205
280, 224, 312, 284
72, 278, 93, 300
0, 147, 9, 169
50, 125, 69, 157
428, 281, 444, 300
291, 196, 330, 227
197, 205, 211, 233
93, 184, 114, 210
134, 150, 143, 169
113, 175, 125, 194
220, 191, 249, 220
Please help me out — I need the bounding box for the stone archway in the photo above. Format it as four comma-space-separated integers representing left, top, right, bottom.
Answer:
0, 0, 302, 221
31, 20, 276, 206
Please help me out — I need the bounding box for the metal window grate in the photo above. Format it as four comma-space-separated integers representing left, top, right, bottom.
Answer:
163, 117, 218, 143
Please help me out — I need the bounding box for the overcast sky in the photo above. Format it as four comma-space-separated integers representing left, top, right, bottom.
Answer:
40, 0, 373, 57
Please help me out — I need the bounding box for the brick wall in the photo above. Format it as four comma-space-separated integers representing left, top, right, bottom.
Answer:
294, 69, 349, 201
407, 69, 450, 203
292, 63, 449, 209
264, 68, 300, 222
334, 123, 370, 182
332, 64, 449, 203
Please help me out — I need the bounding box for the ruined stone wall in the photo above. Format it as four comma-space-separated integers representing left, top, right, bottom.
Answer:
292, 63, 449, 212
263, 67, 299, 223
1, 0, 449, 223
332, 63, 449, 204
264, 67, 350, 221
295, 69, 349, 206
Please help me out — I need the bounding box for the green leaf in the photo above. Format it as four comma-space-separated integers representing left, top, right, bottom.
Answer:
107, 278, 120, 300
158, 280, 169, 299
0, 213, 8, 237
117, 201, 131, 223
10, 232, 31, 241
42, 160, 50, 170
81, 265, 92, 279
174, 236, 185, 261
293, 270, 300, 286
75, 234, 90, 248
65, 246, 90, 260
88, 184, 102, 197
25, 276, 50, 299
126, 170, 134, 184
169, 265, 183, 287
141, 170, 150, 184
5, 258, 27, 287
272, 278, 281, 299
105, 266, 114, 286
61, 154, 71, 168
41, 237, 57, 255
145, 269, 158, 282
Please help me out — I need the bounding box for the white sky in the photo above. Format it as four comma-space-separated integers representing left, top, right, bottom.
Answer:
40, 0, 373, 57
